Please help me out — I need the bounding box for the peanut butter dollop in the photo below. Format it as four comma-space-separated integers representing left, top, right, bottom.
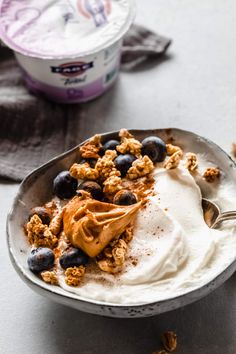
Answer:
63, 193, 141, 257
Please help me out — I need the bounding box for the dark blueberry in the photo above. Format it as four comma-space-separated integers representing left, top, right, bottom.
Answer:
113, 190, 137, 206
27, 247, 55, 273
30, 207, 51, 225
59, 248, 89, 269
141, 136, 167, 163
53, 171, 78, 199
114, 154, 136, 177
78, 181, 103, 200
80, 158, 97, 168
101, 140, 120, 155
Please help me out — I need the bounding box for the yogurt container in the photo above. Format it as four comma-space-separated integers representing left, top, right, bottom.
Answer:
0, 0, 135, 103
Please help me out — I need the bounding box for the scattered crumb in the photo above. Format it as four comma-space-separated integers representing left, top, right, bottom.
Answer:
166, 143, 182, 156
41, 271, 58, 285
203, 167, 220, 183
164, 150, 183, 170
185, 152, 198, 171
65, 266, 85, 286
161, 331, 177, 352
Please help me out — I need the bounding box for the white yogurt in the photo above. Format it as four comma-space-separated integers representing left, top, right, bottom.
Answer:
0, 0, 135, 102
58, 158, 236, 305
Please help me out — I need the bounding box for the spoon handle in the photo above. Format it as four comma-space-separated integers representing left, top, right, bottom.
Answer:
213, 211, 236, 228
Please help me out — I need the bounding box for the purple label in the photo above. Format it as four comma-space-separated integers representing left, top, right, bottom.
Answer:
20, 68, 119, 103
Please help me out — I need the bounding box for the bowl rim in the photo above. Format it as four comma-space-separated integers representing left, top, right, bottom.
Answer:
6, 127, 236, 312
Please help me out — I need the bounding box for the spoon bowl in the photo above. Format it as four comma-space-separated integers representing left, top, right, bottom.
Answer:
202, 198, 236, 229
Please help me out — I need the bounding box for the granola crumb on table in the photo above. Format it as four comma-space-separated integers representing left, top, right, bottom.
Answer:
203, 167, 220, 182
231, 143, 236, 158
26, 214, 58, 248
161, 331, 177, 352
65, 266, 86, 286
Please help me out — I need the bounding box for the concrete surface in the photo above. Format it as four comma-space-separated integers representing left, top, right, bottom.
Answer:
1, 0, 236, 353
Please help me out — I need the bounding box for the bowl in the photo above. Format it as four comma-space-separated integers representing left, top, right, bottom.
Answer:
7, 128, 236, 318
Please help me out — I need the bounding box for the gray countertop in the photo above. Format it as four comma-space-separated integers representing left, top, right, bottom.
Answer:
1, 1, 236, 353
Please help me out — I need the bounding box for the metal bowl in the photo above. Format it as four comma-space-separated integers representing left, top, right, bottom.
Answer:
6, 128, 236, 318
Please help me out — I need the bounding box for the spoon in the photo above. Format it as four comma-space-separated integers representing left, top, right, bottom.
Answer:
202, 198, 236, 229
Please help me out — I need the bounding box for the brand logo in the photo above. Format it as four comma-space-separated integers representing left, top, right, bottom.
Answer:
77, 0, 111, 27
50, 62, 93, 77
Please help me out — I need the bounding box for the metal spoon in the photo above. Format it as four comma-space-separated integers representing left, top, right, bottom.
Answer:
202, 198, 236, 229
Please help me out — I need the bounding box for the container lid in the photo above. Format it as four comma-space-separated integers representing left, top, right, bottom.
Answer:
0, 0, 135, 59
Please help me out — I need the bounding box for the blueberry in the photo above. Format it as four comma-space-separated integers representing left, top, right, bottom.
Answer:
27, 247, 55, 273
78, 181, 103, 200
30, 207, 51, 225
141, 136, 167, 163
53, 171, 78, 199
113, 190, 137, 206
101, 140, 120, 155
80, 158, 97, 168
59, 248, 89, 269
114, 154, 136, 177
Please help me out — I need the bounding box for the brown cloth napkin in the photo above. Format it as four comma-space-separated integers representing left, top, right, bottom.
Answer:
0, 24, 171, 182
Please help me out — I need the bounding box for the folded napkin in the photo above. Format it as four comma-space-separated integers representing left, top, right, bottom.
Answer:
0, 24, 171, 182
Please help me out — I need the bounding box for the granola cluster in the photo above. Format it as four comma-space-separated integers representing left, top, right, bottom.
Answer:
164, 150, 183, 170
166, 143, 182, 156
26, 215, 58, 249
203, 167, 220, 182
80, 134, 102, 159
97, 231, 132, 274
70, 131, 155, 198
70, 162, 99, 180
64, 266, 85, 286
117, 129, 142, 156
41, 270, 58, 285
127, 156, 154, 180
185, 152, 198, 171
95, 150, 120, 181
